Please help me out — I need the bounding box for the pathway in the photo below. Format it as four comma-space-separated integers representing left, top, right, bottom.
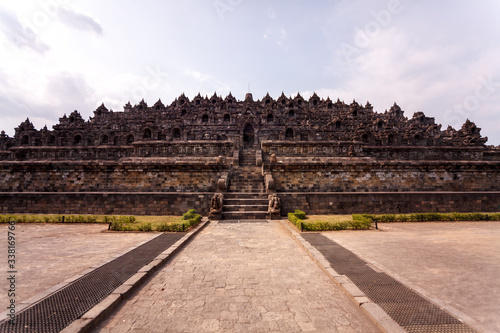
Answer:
95, 221, 380, 332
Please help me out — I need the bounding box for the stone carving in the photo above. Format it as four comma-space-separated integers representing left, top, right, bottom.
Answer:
217, 172, 229, 192
0, 93, 494, 162
210, 193, 224, 214
268, 194, 281, 214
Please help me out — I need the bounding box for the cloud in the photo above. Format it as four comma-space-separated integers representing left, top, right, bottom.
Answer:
57, 6, 103, 35
0, 70, 97, 136
0, 8, 50, 54
263, 26, 287, 48
185, 69, 210, 83
324, 22, 500, 144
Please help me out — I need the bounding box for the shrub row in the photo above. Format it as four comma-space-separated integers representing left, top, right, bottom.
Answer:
288, 210, 371, 231
361, 212, 500, 223
0, 210, 203, 232
0, 214, 101, 223
156, 210, 202, 232
109, 209, 202, 232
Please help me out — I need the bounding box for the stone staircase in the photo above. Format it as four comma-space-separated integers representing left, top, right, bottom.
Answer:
222, 148, 268, 220
222, 193, 268, 220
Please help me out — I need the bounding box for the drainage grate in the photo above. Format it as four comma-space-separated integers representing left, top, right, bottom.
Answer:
0, 233, 185, 333
302, 234, 477, 333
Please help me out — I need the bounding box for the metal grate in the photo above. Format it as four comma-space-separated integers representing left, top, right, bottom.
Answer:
0, 233, 185, 333
302, 233, 477, 333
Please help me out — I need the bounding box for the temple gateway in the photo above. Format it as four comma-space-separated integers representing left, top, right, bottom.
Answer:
1, 92, 499, 218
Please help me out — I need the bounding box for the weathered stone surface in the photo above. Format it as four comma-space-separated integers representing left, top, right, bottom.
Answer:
267, 161, 500, 192
0, 192, 213, 215
1, 95, 493, 159
0, 93, 498, 216
95, 221, 381, 332
278, 192, 500, 214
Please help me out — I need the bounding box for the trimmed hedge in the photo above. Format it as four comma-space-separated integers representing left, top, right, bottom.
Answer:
361, 212, 500, 223
109, 210, 202, 232
0, 214, 101, 223
155, 213, 202, 232
287, 211, 500, 231
0, 211, 203, 232
288, 210, 371, 231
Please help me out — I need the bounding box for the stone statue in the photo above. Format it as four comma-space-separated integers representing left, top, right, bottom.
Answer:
210, 193, 224, 214
268, 194, 281, 214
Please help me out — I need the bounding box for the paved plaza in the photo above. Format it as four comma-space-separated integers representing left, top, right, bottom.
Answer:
0, 223, 156, 307
2, 221, 499, 332
322, 222, 500, 333
94, 221, 379, 332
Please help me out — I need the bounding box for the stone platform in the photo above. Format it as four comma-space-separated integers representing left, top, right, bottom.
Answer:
1, 221, 499, 332
94, 221, 379, 332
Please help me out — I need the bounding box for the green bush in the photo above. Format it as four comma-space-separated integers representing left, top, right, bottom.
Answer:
137, 222, 152, 232
183, 209, 197, 220
351, 215, 373, 230
288, 211, 304, 230
488, 213, 500, 221
288, 210, 371, 231
293, 210, 307, 220
361, 212, 500, 223
156, 211, 202, 232
301, 221, 350, 231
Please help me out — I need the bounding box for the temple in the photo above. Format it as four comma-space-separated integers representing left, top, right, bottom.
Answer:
1, 92, 499, 218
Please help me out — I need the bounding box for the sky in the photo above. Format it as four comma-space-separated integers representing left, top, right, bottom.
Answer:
0, 0, 499, 145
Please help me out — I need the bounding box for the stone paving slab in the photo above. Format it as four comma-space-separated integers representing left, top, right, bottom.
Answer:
321, 222, 500, 333
94, 221, 380, 333
0, 223, 156, 308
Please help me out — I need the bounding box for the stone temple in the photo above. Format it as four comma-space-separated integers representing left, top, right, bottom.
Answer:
0, 92, 499, 219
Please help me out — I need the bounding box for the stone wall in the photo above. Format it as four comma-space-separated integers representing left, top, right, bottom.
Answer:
261, 141, 499, 161
2, 191, 499, 216
278, 192, 500, 215
6, 141, 235, 161
266, 161, 500, 192
0, 160, 228, 192
0, 192, 212, 216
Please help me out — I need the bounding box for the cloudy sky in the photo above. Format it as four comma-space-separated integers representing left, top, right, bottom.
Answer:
1, 0, 499, 144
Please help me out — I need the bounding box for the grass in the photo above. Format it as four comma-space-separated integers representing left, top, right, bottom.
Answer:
288, 210, 371, 231
307, 215, 353, 223
0, 214, 182, 224
359, 212, 500, 223
288, 211, 500, 232
0, 210, 203, 232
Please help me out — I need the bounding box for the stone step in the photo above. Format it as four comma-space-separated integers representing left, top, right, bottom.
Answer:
232, 175, 262, 179
224, 193, 267, 199
231, 184, 263, 188
232, 180, 260, 184
223, 205, 268, 212
229, 185, 264, 190
231, 176, 263, 181
224, 199, 268, 205
222, 211, 269, 220
228, 189, 264, 193
231, 175, 263, 179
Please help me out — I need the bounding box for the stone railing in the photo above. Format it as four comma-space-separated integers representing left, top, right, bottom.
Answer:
261, 141, 363, 157
4, 140, 237, 161
8, 146, 134, 161
217, 171, 230, 192
261, 140, 497, 161
132, 140, 235, 157
232, 150, 240, 166
256, 149, 263, 166
264, 172, 275, 193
